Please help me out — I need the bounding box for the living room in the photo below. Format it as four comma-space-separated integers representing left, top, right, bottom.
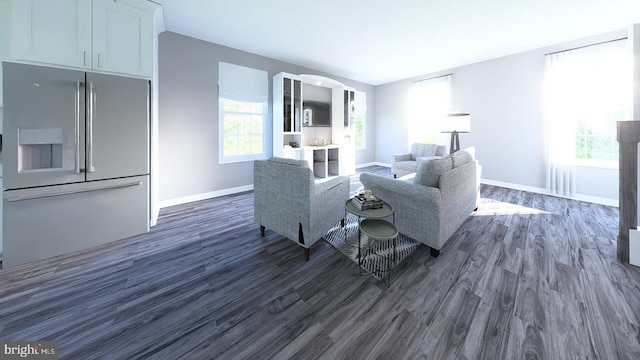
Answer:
158, 13, 630, 209
3, 0, 640, 358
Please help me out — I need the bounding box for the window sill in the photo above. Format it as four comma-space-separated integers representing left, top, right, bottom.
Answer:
575, 159, 618, 170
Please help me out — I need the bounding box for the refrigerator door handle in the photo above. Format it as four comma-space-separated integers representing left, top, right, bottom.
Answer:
87, 82, 96, 173
75, 81, 82, 174
5, 180, 142, 202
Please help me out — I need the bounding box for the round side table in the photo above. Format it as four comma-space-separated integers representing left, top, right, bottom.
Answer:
344, 199, 394, 247
359, 218, 398, 287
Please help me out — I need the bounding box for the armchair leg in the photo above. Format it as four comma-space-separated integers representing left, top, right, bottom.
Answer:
260, 225, 265, 237
430, 247, 440, 258
304, 248, 310, 262
341, 218, 345, 227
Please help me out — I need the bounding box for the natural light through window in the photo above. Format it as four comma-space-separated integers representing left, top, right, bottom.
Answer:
408, 75, 451, 146
354, 90, 367, 149
545, 39, 629, 169
221, 99, 265, 157
218, 62, 268, 163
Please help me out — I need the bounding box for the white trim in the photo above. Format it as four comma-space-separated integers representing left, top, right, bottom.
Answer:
300, 74, 344, 88
159, 184, 254, 209
481, 178, 618, 207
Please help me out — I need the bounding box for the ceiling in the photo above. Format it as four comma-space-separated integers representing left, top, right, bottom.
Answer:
155, 0, 640, 85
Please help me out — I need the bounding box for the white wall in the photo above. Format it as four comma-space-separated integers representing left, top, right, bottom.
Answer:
373, 79, 412, 162
375, 30, 627, 204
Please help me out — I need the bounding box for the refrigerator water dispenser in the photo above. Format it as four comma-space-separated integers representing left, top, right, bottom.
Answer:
18, 128, 63, 171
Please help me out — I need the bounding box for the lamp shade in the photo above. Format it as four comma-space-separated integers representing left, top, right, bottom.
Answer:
441, 113, 471, 133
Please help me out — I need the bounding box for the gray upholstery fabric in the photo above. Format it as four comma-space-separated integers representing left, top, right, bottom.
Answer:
391, 143, 447, 177
451, 148, 474, 168
267, 156, 309, 167
254, 157, 350, 252
411, 143, 438, 159
414, 156, 453, 187
361, 151, 481, 252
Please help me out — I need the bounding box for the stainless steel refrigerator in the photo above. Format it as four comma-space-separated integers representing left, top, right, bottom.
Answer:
2, 62, 150, 268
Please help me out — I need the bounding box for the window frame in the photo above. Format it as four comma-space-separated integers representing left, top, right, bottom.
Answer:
218, 62, 269, 164
218, 97, 268, 164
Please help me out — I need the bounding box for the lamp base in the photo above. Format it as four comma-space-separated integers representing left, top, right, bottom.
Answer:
450, 131, 460, 154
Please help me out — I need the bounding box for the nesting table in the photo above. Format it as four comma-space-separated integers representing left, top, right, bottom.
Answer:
344, 199, 398, 286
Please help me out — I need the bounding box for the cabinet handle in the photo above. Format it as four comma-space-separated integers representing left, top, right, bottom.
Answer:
83, 51, 86, 66
97, 53, 101, 68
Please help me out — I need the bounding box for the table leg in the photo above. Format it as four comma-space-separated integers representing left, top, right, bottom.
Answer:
358, 222, 362, 271
345, 214, 362, 247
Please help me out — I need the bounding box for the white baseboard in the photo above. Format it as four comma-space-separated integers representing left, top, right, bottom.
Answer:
481, 179, 618, 207
159, 184, 254, 209
159, 173, 617, 210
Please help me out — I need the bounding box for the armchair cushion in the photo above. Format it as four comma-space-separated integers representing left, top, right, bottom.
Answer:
415, 156, 453, 187
451, 148, 474, 168
411, 143, 439, 160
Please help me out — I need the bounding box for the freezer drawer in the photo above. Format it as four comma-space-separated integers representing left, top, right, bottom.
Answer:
2, 175, 149, 268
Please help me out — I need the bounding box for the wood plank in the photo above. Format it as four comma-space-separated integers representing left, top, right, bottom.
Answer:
0, 169, 639, 359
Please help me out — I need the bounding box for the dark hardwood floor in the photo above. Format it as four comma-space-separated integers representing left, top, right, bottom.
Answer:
1, 166, 639, 359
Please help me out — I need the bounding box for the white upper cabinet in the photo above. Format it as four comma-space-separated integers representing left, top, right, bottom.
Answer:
8, 0, 155, 78
92, 0, 153, 77
11, 0, 92, 69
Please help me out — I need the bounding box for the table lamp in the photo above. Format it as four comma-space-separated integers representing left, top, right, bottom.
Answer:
441, 113, 471, 153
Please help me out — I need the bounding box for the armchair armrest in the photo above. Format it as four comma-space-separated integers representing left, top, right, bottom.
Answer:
360, 173, 440, 206
392, 153, 412, 163
310, 176, 350, 239
314, 175, 350, 195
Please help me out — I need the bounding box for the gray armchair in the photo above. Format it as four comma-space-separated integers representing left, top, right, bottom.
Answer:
362, 147, 481, 257
391, 143, 446, 178
254, 157, 350, 261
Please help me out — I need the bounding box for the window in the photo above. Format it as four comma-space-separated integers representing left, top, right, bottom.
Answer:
218, 62, 268, 163
354, 90, 367, 149
545, 39, 629, 168
220, 99, 265, 158
408, 75, 451, 146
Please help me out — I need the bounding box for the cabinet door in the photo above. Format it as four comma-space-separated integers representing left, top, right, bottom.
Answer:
10, 0, 92, 68
92, 0, 153, 77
